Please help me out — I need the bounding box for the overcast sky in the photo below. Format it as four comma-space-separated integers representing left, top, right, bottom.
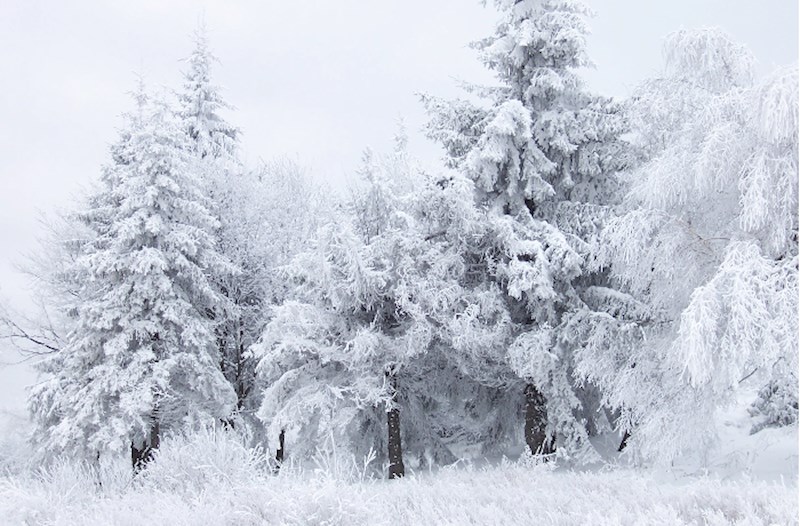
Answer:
0, 0, 797, 410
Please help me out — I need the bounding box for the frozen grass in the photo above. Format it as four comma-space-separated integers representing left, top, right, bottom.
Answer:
0, 428, 796, 525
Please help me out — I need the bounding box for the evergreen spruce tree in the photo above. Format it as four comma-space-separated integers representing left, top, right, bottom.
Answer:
423, 0, 629, 461
176, 27, 255, 417
178, 26, 239, 162
28, 87, 237, 469
176, 28, 325, 429
254, 132, 483, 476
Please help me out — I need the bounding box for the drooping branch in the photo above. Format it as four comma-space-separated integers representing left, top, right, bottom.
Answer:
0, 308, 61, 355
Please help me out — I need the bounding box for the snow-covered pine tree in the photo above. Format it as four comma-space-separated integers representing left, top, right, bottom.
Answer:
178, 25, 238, 162
6, 78, 154, 360
422, 0, 629, 461
254, 132, 483, 477
176, 27, 326, 433
22, 81, 151, 442
405, 170, 528, 461
591, 29, 799, 463
176, 26, 257, 417
28, 87, 237, 469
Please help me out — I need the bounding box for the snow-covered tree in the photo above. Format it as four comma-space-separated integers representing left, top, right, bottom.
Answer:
175, 29, 326, 428
28, 89, 237, 469
2, 78, 153, 359
176, 26, 258, 416
178, 26, 238, 163
215, 158, 326, 425
422, 0, 629, 461
253, 139, 411, 478
587, 28, 798, 463
254, 130, 506, 476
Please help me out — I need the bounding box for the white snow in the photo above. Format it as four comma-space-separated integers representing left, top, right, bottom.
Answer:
0, 426, 795, 525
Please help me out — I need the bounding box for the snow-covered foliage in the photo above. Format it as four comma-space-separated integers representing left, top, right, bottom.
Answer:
217, 159, 325, 418
253, 135, 436, 464
176, 27, 252, 416
175, 29, 325, 421
0, 431, 796, 526
0, 412, 32, 475
4, 2, 795, 512
0, 210, 89, 356
589, 28, 799, 463
750, 377, 798, 434
253, 127, 527, 468
178, 26, 239, 163
27, 90, 237, 462
1, 79, 155, 357
422, 0, 631, 462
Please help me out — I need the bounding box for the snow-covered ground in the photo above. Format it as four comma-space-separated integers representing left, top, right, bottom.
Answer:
671, 396, 799, 484
1, 459, 795, 525
1, 422, 796, 525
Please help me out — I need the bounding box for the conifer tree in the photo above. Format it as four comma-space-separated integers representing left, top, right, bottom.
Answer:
254, 132, 485, 476
178, 26, 238, 162
176, 28, 325, 426
28, 87, 237, 468
176, 27, 255, 416
423, 0, 629, 461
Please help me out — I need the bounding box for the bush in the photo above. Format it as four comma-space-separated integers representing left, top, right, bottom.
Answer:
136, 426, 271, 495
750, 377, 799, 433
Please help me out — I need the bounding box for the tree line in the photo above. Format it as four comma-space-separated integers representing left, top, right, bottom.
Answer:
3, 0, 797, 478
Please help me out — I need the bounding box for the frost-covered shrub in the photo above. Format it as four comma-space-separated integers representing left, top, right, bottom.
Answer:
515, 448, 557, 473
750, 376, 799, 434
135, 426, 270, 495
309, 434, 378, 484
0, 456, 131, 524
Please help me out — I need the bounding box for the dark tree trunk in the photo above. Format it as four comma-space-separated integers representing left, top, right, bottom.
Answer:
274, 428, 285, 472
220, 319, 252, 430
216, 313, 228, 378
618, 430, 631, 452
95, 452, 103, 489
524, 383, 554, 456
386, 371, 405, 479
131, 421, 160, 473
235, 320, 250, 410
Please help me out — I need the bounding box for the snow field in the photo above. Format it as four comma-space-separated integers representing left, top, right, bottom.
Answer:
1, 428, 795, 526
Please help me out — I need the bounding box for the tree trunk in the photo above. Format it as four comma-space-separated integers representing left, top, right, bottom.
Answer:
618, 430, 630, 452
131, 420, 160, 473
235, 319, 250, 410
274, 428, 285, 473
386, 370, 405, 479
524, 383, 554, 456
219, 319, 252, 431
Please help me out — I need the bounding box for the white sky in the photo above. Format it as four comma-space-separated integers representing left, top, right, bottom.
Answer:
0, 0, 797, 410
